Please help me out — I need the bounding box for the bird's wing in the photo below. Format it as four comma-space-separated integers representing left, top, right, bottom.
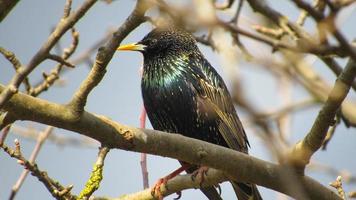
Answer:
188, 55, 249, 152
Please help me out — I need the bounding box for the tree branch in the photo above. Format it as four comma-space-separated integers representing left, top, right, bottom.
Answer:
1, 139, 75, 200
0, 47, 31, 93
9, 126, 53, 200
287, 58, 356, 169
68, 0, 150, 114
0, 0, 97, 109
0, 84, 341, 200
78, 146, 110, 199
0, 0, 20, 22
113, 169, 227, 200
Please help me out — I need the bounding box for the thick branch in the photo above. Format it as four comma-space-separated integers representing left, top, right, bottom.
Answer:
0, 84, 341, 200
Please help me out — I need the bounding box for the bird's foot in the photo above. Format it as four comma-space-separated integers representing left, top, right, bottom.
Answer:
151, 165, 189, 200
191, 166, 209, 187
151, 177, 168, 200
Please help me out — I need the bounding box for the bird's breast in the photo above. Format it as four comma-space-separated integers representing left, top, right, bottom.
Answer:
141, 64, 197, 132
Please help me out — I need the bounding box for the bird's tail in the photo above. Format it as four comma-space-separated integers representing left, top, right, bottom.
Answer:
200, 186, 223, 200
231, 181, 262, 200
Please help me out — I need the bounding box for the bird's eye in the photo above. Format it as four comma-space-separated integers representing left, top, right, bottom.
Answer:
151, 39, 157, 44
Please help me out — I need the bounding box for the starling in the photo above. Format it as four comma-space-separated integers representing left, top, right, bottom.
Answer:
117, 27, 262, 200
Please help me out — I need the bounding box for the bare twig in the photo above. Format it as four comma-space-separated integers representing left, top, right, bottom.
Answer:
63, 0, 73, 19
330, 176, 346, 200
220, 21, 344, 56
29, 28, 79, 97
47, 54, 75, 68
0, 47, 31, 93
0, 0, 97, 109
0, 123, 11, 146
292, 0, 324, 21
296, 0, 325, 26
246, 0, 306, 38
1, 139, 75, 200
292, 0, 356, 62
321, 57, 356, 92
257, 98, 317, 120
9, 126, 53, 200
229, 0, 252, 58
70, 28, 113, 67
69, 0, 151, 114
230, 0, 244, 24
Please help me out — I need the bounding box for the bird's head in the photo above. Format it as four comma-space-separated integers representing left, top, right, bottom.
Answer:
117, 28, 197, 58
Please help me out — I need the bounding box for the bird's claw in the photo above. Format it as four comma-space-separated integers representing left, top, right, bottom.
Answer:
191, 166, 209, 187
216, 184, 222, 195
173, 191, 182, 200
151, 178, 168, 200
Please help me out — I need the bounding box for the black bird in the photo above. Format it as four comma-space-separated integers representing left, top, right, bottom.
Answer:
117, 27, 262, 200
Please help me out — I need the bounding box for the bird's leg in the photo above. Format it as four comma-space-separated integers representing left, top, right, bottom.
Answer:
191, 166, 209, 187
151, 164, 190, 200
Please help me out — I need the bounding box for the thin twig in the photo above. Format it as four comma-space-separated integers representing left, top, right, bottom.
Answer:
29, 28, 79, 97
257, 98, 317, 120
229, 0, 252, 58
330, 176, 346, 200
231, 0, 244, 24
63, 0, 73, 19
0, 47, 31, 93
47, 54, 75, 68
70, 28, 113, 67
220, 21, 344, 56
68, 0, 151, 114
1, 139, 75, 200
321, 57, 356, 92
0, 0, 97, 109
9, 126, 53, 200
0, 124, 11, 146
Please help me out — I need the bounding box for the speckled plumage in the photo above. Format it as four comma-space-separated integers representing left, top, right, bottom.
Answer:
138, 28, 262, 200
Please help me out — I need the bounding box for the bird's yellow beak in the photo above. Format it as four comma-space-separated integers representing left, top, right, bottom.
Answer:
117, 43, 146, 51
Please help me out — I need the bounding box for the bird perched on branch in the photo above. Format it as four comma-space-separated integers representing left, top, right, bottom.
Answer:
117, 27, 262, 200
